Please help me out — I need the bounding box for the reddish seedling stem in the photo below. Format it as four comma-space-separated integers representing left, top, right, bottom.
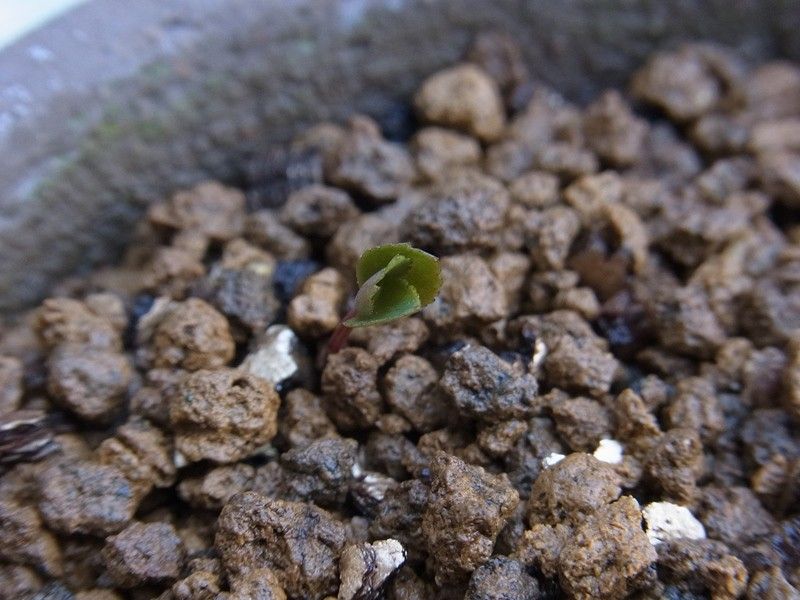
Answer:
328, 308, 356, 354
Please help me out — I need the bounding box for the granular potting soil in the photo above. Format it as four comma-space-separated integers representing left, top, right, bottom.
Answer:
1, 33, 800, 599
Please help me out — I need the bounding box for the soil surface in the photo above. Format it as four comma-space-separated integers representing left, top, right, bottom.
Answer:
2, 33, 800, 599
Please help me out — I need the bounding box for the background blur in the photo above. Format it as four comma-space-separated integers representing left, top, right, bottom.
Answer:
0, 0, 87, 48
1, 0, 799, 312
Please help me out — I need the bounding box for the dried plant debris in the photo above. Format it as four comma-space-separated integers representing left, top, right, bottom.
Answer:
0, 411, 65, 469
2, 37, 800, 599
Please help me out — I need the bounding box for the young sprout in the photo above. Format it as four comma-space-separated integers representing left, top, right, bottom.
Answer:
328, 243, 441, 354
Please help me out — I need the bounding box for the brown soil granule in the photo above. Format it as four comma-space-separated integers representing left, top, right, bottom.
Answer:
558, 496, 656, 599
279, 184, 360, 238
657, 538, 748, 600
144, 245, 206, 299
440, 344, 537, 422
172, 570, 222, 600
37, 461, 137, 536
697, 486, 778, 550
367, 478, 428, 561
383, 354, 444, 433
348, 317, 430, 366
287, 267, 346, 338
527, 453, 621, 526
137, 297, 235, 370
324, 116, 416, 203
279, 388, 337, 449
46, 344, 132, 423
0, 565, 43, 599
4, 35, 800, 600
147, 181, 246, 241
245, 209, 312, 260
35, 297, 123, 352
279, 437, 357, 508
423, 253, 507, 334
402, 171, 510, 254
0, 499, 63, 577
550, 396, 611, 452
193, 263, 280, 333
96, 417, 175, 497
422, 452, 519, 584
101, 521, 185, 588
327, 213, 398, 274
464, 556, 540, 600
221, 568, 287, 600
321, 347, 382, 431
178, 462, 255, 510
215, 492, 346, 598
170, 368, 279, 463
414, 64, 506, 142
411, 127, 482, 182
644, 428, 704, 504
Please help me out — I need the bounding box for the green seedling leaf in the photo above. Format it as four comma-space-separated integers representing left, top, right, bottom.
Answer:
344, 243, 441, 328
356, 243, 441, 305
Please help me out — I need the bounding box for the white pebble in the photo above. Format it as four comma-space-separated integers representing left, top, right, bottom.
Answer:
372, 538, 406, 573
173, 449, 188, 469
643, 501, 706, 546
338, 538, 405, 600
530, 339, 548, 371
241, 324, 306, 385
542, 452, 565, 468
593, 438, 623, 464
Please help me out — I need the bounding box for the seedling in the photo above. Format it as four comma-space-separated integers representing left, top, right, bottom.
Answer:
328, 243, 441, 353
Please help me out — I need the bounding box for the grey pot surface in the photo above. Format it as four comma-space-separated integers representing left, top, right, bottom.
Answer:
1, 0, 799, 311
